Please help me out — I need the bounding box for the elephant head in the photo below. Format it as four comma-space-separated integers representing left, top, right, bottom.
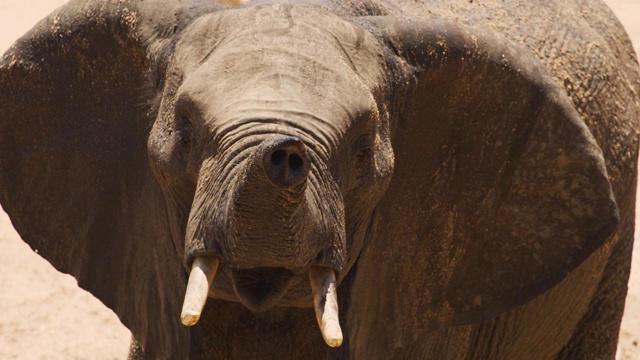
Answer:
147, 5, 394, 345
0, 0, 619, 357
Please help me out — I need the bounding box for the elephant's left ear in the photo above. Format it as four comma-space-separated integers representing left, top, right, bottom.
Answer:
348, 17, 619, 350
0, 1, 222, 357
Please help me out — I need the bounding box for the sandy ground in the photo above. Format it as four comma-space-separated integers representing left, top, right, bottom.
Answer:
0, 1, 638, 359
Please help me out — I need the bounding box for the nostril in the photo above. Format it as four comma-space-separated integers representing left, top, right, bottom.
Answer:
271, 149, 287, 166
262, 135, 310, 187
288, 153, 304, 171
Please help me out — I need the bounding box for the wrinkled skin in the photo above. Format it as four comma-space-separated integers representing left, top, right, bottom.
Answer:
0, 0, 638, 359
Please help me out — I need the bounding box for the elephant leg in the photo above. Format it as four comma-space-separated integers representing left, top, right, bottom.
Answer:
556, 204, 636, 360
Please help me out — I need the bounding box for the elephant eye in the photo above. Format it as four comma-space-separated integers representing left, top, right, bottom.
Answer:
353, 133, 374, 162
176, 115, 193, 146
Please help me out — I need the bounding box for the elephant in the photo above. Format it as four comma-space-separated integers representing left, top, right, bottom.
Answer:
0, 0, 638, 358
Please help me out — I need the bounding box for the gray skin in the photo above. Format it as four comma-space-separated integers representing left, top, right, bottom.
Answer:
0, 0, 638, 359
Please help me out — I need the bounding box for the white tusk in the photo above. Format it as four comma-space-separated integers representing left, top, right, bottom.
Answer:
180, 256, 219, 326
309, 267, 343, 347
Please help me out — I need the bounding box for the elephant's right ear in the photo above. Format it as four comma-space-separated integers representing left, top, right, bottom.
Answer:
346, 16, 620, 356
0, 1, 220, 357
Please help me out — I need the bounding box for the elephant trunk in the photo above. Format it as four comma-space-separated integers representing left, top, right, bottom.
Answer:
227, 135, 314, 269
181, 134, 346, 345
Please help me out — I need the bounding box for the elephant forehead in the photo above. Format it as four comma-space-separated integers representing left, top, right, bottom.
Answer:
179, 61, 373, 154
175, 5, 383, 139
174, 3, 385, 94
177, 4, 374, 66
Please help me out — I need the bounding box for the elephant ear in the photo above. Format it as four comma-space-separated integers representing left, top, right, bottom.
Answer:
347, 18, 619, 352
0, 0, 220, 357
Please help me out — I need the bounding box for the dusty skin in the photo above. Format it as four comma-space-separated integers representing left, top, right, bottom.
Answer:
0, 0, 637, 359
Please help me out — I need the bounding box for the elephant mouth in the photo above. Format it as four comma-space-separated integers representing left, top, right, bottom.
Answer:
180, 256, 343, 347
230, 267, 298, 312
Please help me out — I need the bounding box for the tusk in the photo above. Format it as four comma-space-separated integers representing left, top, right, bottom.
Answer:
181, 256, 219, 326
309, 267, 343, 347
